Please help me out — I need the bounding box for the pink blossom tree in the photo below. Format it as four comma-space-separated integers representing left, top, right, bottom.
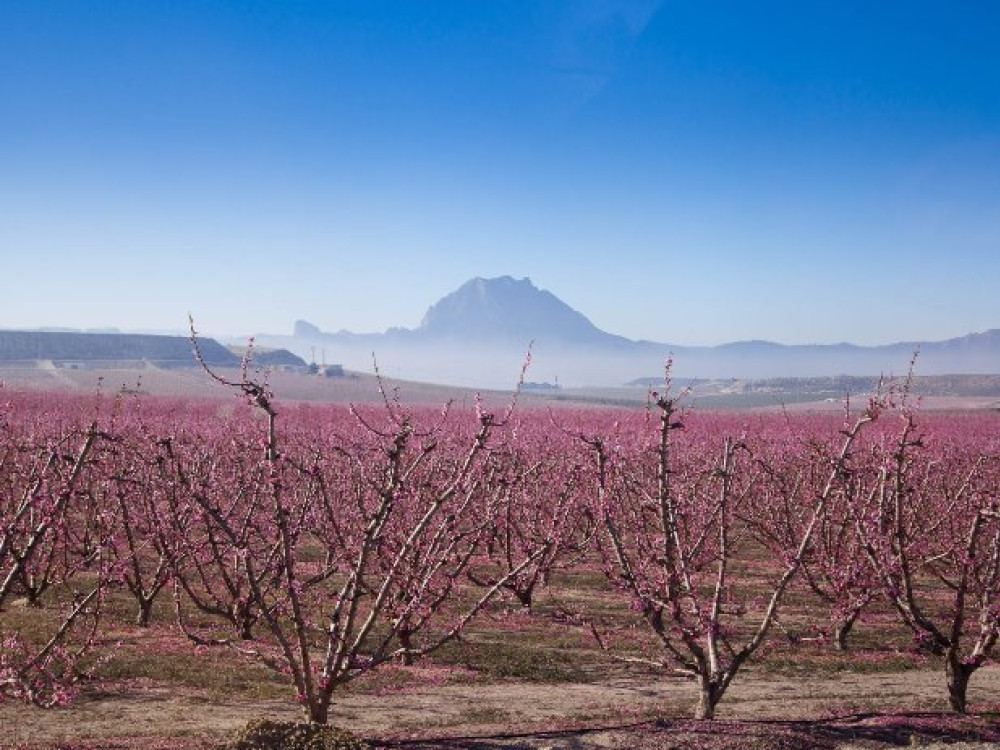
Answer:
850, 402, 1000, 713
466, 440, 593, 611
582, 381, 882, 719
183, 329, 546, 724
0, 417, 115, 706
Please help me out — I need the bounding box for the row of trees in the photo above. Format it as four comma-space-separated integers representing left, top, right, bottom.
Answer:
2, 369, 1000, 721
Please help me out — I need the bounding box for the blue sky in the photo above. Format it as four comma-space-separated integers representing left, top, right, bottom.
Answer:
2, 1, 999, 346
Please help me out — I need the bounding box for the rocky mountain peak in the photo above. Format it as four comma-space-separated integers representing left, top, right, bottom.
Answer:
293, 320, 322, 338
417, 276, 611, 343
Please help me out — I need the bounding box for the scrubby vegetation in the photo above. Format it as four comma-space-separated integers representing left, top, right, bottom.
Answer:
223, 719, 369, 750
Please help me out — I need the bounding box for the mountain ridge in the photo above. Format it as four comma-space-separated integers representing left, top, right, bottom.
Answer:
270, 276, 1000, 387
289, 275, 997, 356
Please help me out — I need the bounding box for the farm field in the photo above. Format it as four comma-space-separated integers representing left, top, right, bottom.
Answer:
3, 379, 1000, 749
3, 363, 1000, 412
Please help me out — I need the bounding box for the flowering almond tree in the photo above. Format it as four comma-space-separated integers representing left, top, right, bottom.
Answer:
584, 385, 881, 719
159, 426, 287, 642
229, 404, 544, 723
466, 442, 592, 611
0, 416, 115, 706
104, 428, 175, 628
850, 404, 1000, 713
185, 329, 546, 724
743, 422, 879, 651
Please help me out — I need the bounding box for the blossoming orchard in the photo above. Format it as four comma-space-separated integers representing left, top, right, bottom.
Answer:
3, 360, 1000, 742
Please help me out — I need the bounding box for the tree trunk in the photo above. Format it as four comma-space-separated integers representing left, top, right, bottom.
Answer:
238, 619, 254, 640
946, 649, 975, 714
514, 585, 533, 611
694, 677, 725, 720
399, 629, 414, 665
306, 697, 330, 725
832, 609, 859, 652
233, 601, 255, 640
136, 598, 154, 627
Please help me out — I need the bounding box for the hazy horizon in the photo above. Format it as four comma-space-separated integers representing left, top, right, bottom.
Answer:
4, 270, 998, 351
3, 3, 999, 348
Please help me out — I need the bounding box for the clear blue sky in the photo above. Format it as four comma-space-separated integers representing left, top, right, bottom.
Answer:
2, 1, 999, 345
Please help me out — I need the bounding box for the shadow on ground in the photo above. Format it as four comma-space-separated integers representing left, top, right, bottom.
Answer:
376, 711, 1000, 750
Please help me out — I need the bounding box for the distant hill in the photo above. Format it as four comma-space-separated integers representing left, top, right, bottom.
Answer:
258, 276, 1000, 388
0, 330, 247, 369
227, 345, 307, 368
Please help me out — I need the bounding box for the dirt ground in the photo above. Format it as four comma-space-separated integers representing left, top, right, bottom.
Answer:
3, 665, 1000, 749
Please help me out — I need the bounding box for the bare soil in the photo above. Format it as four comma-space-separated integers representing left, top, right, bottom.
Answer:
3, 666, 1000, 749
